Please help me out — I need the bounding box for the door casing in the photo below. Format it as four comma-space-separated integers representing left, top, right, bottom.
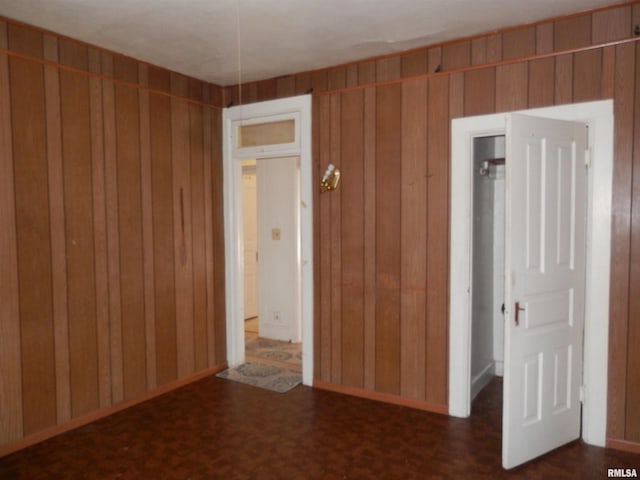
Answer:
449, 100, 613, 448
222, 95, 313, 386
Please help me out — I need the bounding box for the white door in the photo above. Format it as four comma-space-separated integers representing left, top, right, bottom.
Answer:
242, 167, 259, 319
257, 156, 301, 342
503, 114, 587, 469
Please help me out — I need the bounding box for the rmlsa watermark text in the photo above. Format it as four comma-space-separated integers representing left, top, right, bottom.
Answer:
608, 468, 638, 478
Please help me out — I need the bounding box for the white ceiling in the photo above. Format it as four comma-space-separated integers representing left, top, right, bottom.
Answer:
0, 0, 620, 86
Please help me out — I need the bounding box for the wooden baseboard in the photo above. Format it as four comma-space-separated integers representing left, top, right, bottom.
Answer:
313, 380, 448, 415
0, 363, 227, 458
607, 438, 640, 454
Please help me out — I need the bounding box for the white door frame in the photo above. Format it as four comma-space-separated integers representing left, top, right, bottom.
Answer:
222, 95, 313, 386
448, 100, 613, 447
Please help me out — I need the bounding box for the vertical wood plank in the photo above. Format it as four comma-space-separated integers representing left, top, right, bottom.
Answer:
464, 68, 496, 116
328, 67, 346, 91
88, 48, 111, 409
44, 35, 71, 425
375, 83, 402, 395
203, 106, 216, 367
340, 89, 365, 388
602, 46, 616, 98
210, 108, 226, 365
592, 6, 632, 44
554, 54, 573, 105
10, 55, 57, 435
60, 66, 99, 418
318, 94, 332, 382
150, 92, 178, 385
190, 103, 208, 372
357, 61, 376, 86
554, 15, 592, 51
626, 41, 640, 442
102, 53, 124, 404
115, 81, 147, 400
528, 58, 555, 108
276, 76, 295, 98
496, 62, 529, 112
376, 57, 401, 83
607, 42, 635, 441
428, 47, 442, 73
7, 23, 43, 58
330, 93, 342, 384
346, 65, 359, 88
312, 95, 322, 380
138, 65, 157, 391
536, 23, 554, 54
486, 34, 503, 63
502, 27, 536, 60
471, 37, 488, 66
442, 41, 471, 71
363, 87, 377, 391
400, 78, 427, 401
0, 22, 24, 445
449, 72, 464, 119
426, 74, 451, 406
172, 96, 195, 378
573, 50, 603, 103
401, 50, 428, 78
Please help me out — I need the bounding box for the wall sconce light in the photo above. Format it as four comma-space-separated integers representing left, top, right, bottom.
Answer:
320, 163, 341, 192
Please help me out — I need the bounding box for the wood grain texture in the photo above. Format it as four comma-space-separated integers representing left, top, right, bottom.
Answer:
171, 97, 196, 379
626, 40, 640, 442
374, 83, 402, 395
554, 54, 573, 105
60, 67, 100, 418
376, 57, 401, 82
190, 103, 208, 372
528, 57, 555, 108
0, 24, 24, 445
602, 46, 616, 98
502, 27, 536, 60
362, 87, 377, 392
102, 52, 124, 405
149, 92, 178, 386
328, 67, 346, 91
536, 23, 554, 55
592, 5, 632, 44
554, 14, 592, 51
312, 95, 322, 381
10, 56, 57, 435
7, 22, 43, 58
463, 67, 496, 116
496, 62, 528, 112
330, 93, 343, 384
340, 89, 365, 388
401, 50, 428, 78
318, 94, 332, 382
116, 82, 147, 401
210, 106, 227, 365
400, 78, 427, 400
138, 65, 157, 392
44, 37, 71, 426
442, 41, 471, 71
607, 42, 636, 441
426, 74, 450, 406
202, 106, 216, 367
88, 50, 111, 409
573, 49, 602, 102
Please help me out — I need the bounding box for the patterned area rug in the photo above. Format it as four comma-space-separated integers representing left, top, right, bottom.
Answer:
216, 362, 301, 393
245, 334, 302, 371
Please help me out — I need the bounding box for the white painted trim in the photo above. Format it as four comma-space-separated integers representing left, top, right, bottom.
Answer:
222, 95, 313, 386
449, 100, 613, 448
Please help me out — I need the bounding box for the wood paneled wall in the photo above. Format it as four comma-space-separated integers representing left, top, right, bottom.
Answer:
0, 20, 226, 451
229, 2, 640, 447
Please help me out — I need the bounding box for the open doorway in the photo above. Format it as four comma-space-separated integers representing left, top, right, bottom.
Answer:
449, 100, 614, 459
222, 95, 313, 386
470, 135, 505, 403
240, 156, 302, 372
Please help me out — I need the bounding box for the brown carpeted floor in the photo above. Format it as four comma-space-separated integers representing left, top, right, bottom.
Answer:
0, 377, 638, 479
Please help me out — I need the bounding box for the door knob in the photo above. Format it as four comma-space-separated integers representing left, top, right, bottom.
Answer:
515, 301, 525, 326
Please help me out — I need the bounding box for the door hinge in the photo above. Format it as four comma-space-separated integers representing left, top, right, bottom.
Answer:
579, 385, 586, 404
584, 148, 591, 169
